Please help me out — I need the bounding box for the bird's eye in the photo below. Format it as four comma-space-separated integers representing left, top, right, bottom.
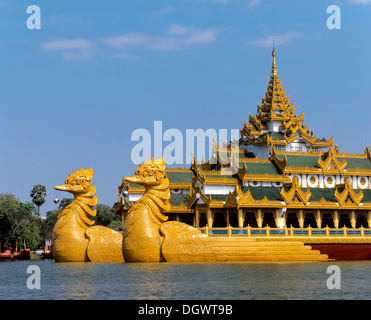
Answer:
142, 171, 149, 178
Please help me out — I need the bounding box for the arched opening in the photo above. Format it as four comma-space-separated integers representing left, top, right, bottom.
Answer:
262, 212, 275, 227
199, 212, 207, 228
286, 212, 299, 228
165, 213, 177, 221
339, 213, 351, 228
244, 212, 257, 227
356, 214, 368, 228
229, 211, 239, 227
304, 213, 316, 228
180, 213, 193, 226
321, 213, 335, 228
212, 211, 226, 227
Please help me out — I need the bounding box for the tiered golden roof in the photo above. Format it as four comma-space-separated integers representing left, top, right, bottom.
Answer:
241, 46, 332, 149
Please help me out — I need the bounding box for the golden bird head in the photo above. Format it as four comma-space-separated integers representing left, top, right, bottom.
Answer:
54, 167, 94, 195
123, 157, 167, 187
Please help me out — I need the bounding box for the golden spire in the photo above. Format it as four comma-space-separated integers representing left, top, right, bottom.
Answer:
253, 42, 295, 116
272, 40, 277, 75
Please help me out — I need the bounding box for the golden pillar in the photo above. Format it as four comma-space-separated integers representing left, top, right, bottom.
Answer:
194, 208, 200, 228
350, 210, 356, 229
297, 210, 304, 228
206, 208, 214, 227
255, 209, 263, 228
274, 209, 280, 228
237, 208, 245, 228
333, 210, 339, 229
315, 209, 322, 228
225, 209, 230, 226
367, 211, 371, 228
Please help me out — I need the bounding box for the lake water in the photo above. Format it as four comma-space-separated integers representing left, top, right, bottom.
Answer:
0, 260, 370, 300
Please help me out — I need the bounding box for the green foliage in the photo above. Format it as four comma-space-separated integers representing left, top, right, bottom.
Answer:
0, 193, 39, 250
92, 204, 122, 231
30, 185, 47, 216
59, 198, 73, 209
20, 218, 41, 251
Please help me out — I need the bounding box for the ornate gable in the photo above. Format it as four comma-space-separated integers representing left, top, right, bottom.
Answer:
280, 176, 311, 205
317, 145, 347, 175
334, 177, 363, 206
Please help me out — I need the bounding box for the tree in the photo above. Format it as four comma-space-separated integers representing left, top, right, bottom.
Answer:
0, 193, 39, 250
59, 198, 73, 209
92, 204, 122, 231
30, 185, 46, 216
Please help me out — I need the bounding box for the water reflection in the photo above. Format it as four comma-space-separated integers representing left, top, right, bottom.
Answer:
1, 260, 371, 299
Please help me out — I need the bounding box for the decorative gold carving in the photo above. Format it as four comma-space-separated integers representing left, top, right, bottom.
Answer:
280, 176, 311, 205
318, 145, 347, 175
334, 177, 363, 206
269, 143, 287, 172
53, 168, 124, 262
225, 185, 255, 207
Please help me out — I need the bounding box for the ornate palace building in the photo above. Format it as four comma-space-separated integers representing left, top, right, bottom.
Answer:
121, 47, 371, 234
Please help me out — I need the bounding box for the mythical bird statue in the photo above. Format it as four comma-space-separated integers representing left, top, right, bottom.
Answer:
53, 167, 124, 262
121, 158, 170, 262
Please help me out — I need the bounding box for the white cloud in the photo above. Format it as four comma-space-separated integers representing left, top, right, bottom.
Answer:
248, 0, 261, 8
186, 28, 218, 44
102, 33, 149, 49
149, 37, 183, 51
168, 24, 189, 35
166, 24, 218, 45
43, 25, 220, 59
347, 0, 371, 3
248, 32, 302, 48
42, 38, 93, 59
105, 25, 220, 52
152, 6, 176, 15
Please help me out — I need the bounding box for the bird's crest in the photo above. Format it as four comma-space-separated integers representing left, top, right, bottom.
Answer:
66, 167, 94, 182
143, 157, 166, 170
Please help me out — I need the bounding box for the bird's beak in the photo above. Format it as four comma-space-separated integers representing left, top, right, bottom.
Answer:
123, 175, 141, 184
54, 184, 70, 192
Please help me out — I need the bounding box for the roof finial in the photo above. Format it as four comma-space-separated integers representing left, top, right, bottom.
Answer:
272, 39, 277, 74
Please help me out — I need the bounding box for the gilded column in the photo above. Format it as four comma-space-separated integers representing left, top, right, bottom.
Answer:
225, 209, 230, 227
206, 208, 214, 227
367, 211, 371, 228
237, 208, 245, 228
333, 210, 339, 229
350, 210, 356, 229
194, 208, 200, 228
315, 209, 322, 228
255, 209, 263, 228
297, 210, 304, 228
274, 209, 280, 228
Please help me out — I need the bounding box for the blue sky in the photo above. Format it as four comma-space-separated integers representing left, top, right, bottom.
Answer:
0, 0, 370, 216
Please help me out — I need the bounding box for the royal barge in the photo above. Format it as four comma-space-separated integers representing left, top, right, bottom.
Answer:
119, 46, 371, 262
